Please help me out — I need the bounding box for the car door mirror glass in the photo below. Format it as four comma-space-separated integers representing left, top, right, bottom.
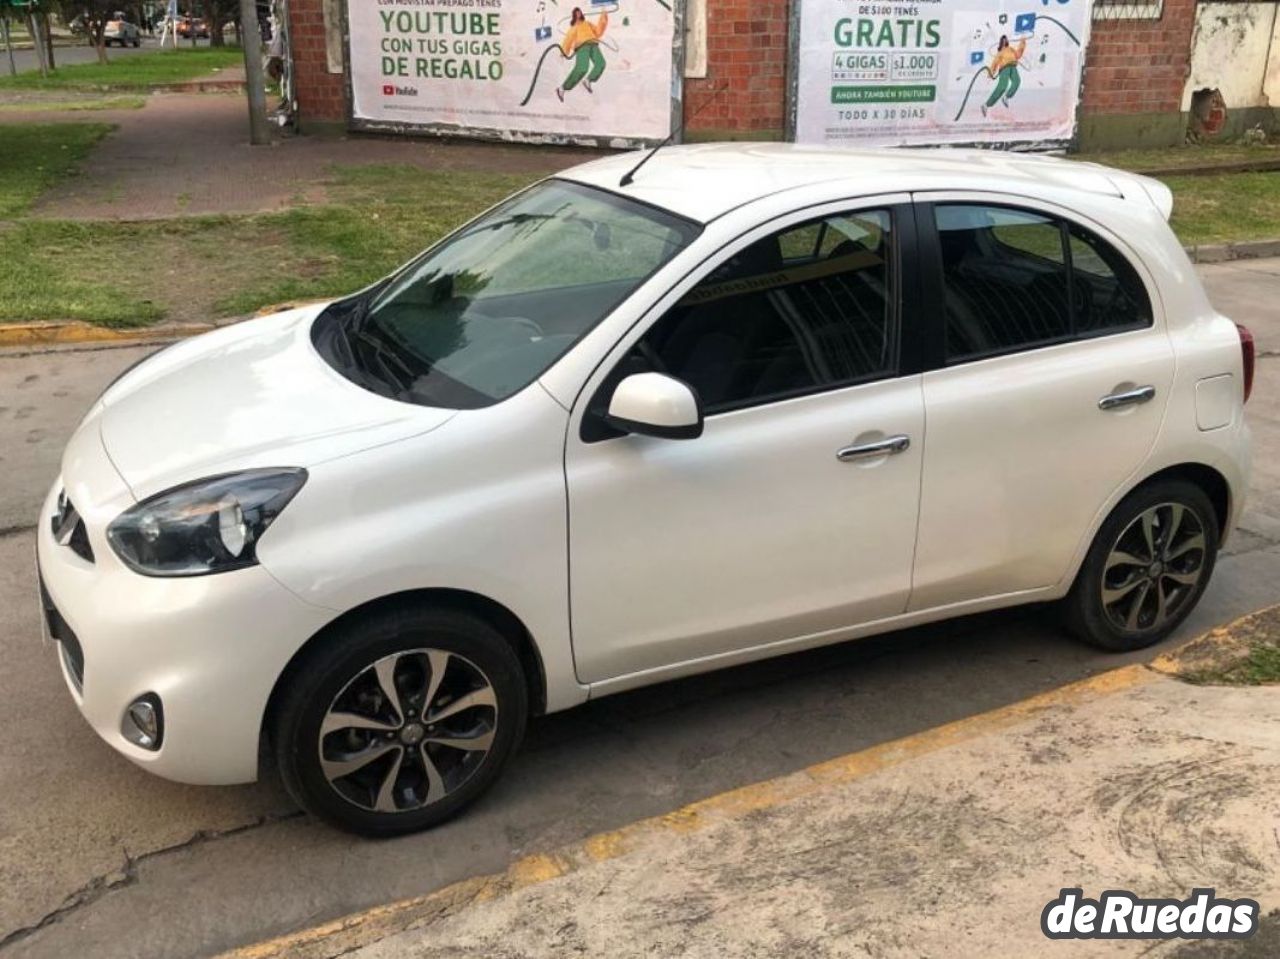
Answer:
606, 373, 703, 440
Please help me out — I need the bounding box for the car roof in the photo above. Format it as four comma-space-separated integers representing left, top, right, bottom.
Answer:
558, 142, 1132, 224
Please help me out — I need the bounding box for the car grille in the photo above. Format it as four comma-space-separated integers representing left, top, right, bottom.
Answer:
51, 490, 94, 563
39, 577, 84, 693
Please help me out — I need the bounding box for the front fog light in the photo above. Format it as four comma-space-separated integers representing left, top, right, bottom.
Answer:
122, 695, 163, 750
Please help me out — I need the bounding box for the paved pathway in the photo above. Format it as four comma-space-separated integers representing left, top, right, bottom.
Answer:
8, 93, 594, 220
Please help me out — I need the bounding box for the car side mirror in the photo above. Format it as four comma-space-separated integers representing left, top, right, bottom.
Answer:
605, 373, 703, 440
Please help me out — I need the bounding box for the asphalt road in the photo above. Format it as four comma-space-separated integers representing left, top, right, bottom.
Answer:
2, 36, 208, 75
1, 259, 1278, 956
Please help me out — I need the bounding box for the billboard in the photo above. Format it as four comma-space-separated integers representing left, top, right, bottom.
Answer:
347, 0, 682, 146
790, 0, 1092, 148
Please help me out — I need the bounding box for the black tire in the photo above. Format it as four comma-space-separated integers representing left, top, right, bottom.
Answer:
1063, 479, 1219, 651
273, 606, 528, 837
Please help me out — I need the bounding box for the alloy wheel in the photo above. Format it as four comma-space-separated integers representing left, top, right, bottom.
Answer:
1100, 502, 1207, 634
318, 649, 498, 813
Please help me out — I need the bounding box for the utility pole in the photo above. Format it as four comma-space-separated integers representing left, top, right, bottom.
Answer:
237, 0, 271, 144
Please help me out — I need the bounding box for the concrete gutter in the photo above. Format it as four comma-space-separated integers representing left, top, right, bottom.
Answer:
1185, 239, 1280, 264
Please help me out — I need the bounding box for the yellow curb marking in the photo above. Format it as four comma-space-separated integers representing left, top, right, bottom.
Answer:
0, 321, 213, 348
221, 663, 1155, 959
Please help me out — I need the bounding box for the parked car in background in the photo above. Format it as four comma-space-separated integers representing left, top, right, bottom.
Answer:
103, 13, 141, 46
176, 16, 209, 38
37, 145, 1254, 837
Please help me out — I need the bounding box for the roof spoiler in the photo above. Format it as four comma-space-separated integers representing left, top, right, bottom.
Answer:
1111, 171, 1174, 221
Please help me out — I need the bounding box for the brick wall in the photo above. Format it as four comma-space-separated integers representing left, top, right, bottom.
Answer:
684, 0, 789, 135
1080, 0, 1196, 116
289, 0, 345, 124
288, 0, 1196, 140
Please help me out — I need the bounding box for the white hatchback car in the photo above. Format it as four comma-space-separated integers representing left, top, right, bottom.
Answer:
39, 145, 1253, 835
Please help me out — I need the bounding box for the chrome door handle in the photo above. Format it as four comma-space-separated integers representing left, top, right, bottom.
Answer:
1098, 385, 1156, 411
836, 434, 910, 462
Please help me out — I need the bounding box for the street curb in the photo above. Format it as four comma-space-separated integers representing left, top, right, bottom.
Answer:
1150, 602, 1280, 678
1185, 239, 1280, 264
0, 320, 214, 349
217, 663, 1155, 959
0, 299, 326, 350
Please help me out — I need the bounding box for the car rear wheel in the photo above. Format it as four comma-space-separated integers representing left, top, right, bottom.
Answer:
1063, 479, 1218, 652
273, 606, 528, 836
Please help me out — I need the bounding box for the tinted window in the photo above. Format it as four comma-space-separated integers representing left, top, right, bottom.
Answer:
1067, 223, 1153, 334
936, 205, 1152, 362
638, 210, 896, 413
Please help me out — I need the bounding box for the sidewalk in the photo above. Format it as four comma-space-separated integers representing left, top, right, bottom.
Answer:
230, 609, 1280, 959
7, 93, 590, 220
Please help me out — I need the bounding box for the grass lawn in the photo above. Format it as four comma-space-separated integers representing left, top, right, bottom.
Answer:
1077, 141, 1280, 173
1163, 172, 1280, 246
0, 122, 111, 218
0, 95, 146, 112
0, 164, 537, 326
0, 48, 242, 91
2, 117, 1279, 326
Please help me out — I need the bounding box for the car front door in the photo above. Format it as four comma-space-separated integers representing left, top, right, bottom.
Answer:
907, 196, 1175, 611
565, 200, 926, 687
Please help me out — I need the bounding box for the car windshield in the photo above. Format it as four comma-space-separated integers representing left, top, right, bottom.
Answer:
316, 180, 699, 409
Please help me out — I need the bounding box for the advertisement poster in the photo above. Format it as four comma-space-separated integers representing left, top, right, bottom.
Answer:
348, 0, 680, 145
792, 0, 1092, 148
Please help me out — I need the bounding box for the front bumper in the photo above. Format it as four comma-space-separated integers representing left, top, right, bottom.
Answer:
37, 469, 333, 785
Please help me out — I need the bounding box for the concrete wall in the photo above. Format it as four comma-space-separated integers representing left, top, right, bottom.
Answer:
1183, 2, 1277, 109
1181, 1, 1280, 139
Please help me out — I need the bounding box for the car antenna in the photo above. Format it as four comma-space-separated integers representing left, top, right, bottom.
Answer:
619, 82, 726, 188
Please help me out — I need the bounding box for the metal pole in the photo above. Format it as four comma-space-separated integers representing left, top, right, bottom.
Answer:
238, 0, 272, 144
2, 12, 17, 77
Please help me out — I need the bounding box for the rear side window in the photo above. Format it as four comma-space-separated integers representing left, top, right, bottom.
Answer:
639, 209, 897, 413
935, 204, 1152, 363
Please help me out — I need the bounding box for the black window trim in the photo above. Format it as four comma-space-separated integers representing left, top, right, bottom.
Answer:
913, 198, 1155, 371
579, 199, 921, 442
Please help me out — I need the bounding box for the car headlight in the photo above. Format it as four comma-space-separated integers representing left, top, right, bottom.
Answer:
107, 469, 307, 576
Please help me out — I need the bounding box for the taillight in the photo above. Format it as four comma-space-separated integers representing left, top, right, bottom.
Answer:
1237, 324, 1255, 404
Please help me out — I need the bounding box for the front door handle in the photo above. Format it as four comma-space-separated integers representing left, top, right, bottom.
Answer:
836, 434, 910, 462
1098, 385, 1156, 411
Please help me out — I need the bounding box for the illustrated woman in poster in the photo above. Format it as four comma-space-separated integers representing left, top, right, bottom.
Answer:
556, 7, 609, 101
982, 34, 1026, 116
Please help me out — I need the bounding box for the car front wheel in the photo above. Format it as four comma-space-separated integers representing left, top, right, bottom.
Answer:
273, 606, 528, 836
1064, 479, 1219, 652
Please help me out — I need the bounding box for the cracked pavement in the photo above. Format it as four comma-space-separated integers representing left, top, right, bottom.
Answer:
0, 260, 1278, 957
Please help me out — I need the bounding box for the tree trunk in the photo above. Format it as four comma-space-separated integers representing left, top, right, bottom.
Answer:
93, 25, 108, 64
2, 12, 17, 77
26, 12, 47, 76
42, 12, 55, 71
206, 1, 225, 46
238, 0, 271, 144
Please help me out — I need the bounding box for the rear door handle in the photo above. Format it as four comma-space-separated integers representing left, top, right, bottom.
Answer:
1098, 385, 1156, 411
836, 434, 910, 462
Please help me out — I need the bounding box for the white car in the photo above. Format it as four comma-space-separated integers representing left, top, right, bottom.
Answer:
38, 145, 1254, 835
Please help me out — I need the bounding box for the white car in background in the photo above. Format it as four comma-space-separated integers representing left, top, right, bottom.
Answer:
38, 144, 1254, 835
102, 13, 141, 46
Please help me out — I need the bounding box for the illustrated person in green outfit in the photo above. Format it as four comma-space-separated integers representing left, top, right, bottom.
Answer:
982, 34, 1026, 116
556, 7, 608, 102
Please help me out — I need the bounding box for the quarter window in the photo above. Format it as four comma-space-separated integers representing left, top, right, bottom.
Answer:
637, 209, 897, 413
935, 204, 1152, 363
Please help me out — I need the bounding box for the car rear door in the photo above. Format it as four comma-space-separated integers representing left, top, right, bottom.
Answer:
565, 197, 928, 686
906, 194, 1175, 612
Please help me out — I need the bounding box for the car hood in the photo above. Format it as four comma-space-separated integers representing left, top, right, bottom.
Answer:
96, 305, 456, 499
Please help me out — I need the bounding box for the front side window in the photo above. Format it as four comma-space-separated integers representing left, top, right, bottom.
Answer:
936, 204, 1152, 363
631, 208, 897, 414
315, 180, 699, 408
